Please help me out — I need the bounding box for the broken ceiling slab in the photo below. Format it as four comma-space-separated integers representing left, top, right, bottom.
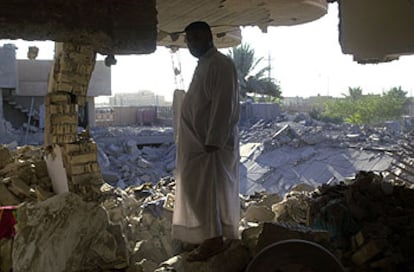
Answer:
338, 0, 414, 63
157, 26, 242, 49
223, 0, 328, 28
156, 0, 328, 48
0, 0, 327, 51
0, 0, 157, 55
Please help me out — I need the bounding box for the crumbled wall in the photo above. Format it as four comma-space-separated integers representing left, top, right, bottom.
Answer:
44, 42, 103, 199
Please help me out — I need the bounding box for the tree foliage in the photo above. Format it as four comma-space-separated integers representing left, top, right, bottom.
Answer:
227, 43, 281, 100
319, 86, 408, 124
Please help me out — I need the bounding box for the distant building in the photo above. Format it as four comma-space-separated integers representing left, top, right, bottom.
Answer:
109, 90, 169, 107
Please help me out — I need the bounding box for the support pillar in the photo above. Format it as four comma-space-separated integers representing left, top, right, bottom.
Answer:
44, 42, 103, 200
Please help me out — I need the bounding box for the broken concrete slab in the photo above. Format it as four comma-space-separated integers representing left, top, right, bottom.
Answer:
0, 145, 13, 168
12, 192, 130, 272
0, 182, 20, 206
154, 240, 250, 272
0, 239, 13, 272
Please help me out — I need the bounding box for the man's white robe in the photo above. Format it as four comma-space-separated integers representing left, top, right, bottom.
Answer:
172, 48, 240, 244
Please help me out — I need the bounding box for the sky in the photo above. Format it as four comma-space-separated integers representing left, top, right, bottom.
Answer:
2, 3, 414, 102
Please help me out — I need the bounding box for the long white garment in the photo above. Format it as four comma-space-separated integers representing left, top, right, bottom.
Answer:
172, 48, 240, 244
172, 89, 186, 143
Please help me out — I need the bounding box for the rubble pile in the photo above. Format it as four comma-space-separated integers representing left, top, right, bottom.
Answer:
2, 114, 403, 198
0, 144, 325, 271
1, 116, 414, 271
240, 114, 404, 150
383, 133, 414, 184
91, 126, 176, 189
58, 130, 104, 199
0, 122, 44, 146
0, 145, 54, 206
239, 115, 401, 195
1, 142, 414, 271
307, 171, 414, 271
13, 192, 130, 271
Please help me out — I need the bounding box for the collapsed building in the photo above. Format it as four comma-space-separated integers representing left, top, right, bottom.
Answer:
1, 0, 414, 271
0, 44, 111, 133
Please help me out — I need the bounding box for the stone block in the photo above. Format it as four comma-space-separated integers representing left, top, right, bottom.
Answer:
0, 183, 20, 205
45, 93, 72, 105
155, 240, 250, 272
51, 135, 78, 144
37, 176, 53, 187
12, 193, 127, 272
32, 161, 49, 178
354, 231, 365, 248
369, 256, 396, 270
50, 113, 78, 125
7, 177, 32, 198
70, 173, 102, 185
63, 142, 97, 155
77, 64, 94, 75
66, 162, 100, 175
55, 82, 74, 93
57, 73, 90, 85
243, 205, 275, 222
65, 152, 98, 164
163, 193, 174, 212
0, 239, 13, 272
68, 51, 96, 63
49, 104, 77, 114
51, 124, 78, 135
0, 146, 13, 169
258, 193, 283, 209
34, 185, 55, 201
351, 239, 386, 266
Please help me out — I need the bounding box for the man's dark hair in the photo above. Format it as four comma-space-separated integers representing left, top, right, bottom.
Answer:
184, 21, 213, 39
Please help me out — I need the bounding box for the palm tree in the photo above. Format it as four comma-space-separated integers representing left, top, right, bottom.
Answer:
227, 43, 281, 101
343, 87, 363, 100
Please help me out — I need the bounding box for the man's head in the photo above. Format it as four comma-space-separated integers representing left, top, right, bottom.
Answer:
184, 21, 214, 58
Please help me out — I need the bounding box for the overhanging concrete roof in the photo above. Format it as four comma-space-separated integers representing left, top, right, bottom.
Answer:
0, 0, 328, 53
1, 1, 413, 63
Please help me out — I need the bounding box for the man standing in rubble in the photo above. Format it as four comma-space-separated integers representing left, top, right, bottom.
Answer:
172, 21, 240, 261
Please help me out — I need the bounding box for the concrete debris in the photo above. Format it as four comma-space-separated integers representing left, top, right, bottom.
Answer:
1, 113, 403, 198
307, 171, 414, 271
239, 114, 402, 195
1, 148, 413, 271
0, 145, 13, 168
0, 238, 13, 272
13, 193, 129, 272
154, 240, 250, 272
1, 113, 414, 271
243, 205, 275, 223
90, 127, 175, 189
0, 145, 54, 206
241, 222, 331, 256
272, 191, 312, 225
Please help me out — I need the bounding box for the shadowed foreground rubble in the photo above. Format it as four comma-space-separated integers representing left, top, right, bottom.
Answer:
1, 137, 414, 271
1, 114, 414, 271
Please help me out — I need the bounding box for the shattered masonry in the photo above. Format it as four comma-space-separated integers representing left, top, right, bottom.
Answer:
44, 42, 103, 197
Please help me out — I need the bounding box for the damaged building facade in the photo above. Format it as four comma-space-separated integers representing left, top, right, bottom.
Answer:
1, 0, 414, 271
0, 44, 111, 134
